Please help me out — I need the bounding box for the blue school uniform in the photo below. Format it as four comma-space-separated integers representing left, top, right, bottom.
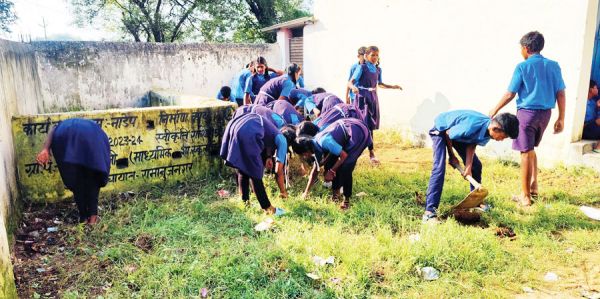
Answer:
508, 54, 566, 110
51, 118, 111, 186
297, 76, 305, 88
220, 113, 287, 180
289, 88, 312, 106
352, 62, 383, 130
585, 98, 598, 124
348, 62, 360, 102
231, 69, 252, 101
254, 76, 296, 106
245, 72, 278, 101
233, 104, 286, 129
433, 110, 492, 146
425, 110, 489, 214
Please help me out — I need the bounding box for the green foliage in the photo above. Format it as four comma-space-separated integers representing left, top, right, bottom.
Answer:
30, 134, 600, 297
70, 0, 310, 43
0, 0, 16, 33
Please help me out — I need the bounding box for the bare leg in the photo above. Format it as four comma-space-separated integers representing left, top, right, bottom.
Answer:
530, 150, 538, 196
519, 151, 533, 206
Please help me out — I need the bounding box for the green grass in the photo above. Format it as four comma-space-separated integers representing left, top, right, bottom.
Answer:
35, 133, 600, 298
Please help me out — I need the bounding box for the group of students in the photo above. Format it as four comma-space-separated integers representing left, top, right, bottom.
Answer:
34, 31, 567, 225
219, 30, 567, 223
218, 45, 404, 213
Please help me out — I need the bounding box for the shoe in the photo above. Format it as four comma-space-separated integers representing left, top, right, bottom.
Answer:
474, 204, 492, 213
422, 212, 439, 224
274, 207, 286, 217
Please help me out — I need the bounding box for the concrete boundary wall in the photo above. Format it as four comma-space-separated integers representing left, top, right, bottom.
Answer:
31, 42, 281, 112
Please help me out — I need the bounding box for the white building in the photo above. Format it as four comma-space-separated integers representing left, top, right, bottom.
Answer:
266, 0, 600, 169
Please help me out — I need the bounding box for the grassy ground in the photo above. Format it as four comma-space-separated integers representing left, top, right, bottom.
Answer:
13, 132, 600, 298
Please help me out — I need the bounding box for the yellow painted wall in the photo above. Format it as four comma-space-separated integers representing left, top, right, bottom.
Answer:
12, 101, 234, 203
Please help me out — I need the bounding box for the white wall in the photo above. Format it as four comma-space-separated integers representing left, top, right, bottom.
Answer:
32, 42, 281, 112
304, 0, 599, 166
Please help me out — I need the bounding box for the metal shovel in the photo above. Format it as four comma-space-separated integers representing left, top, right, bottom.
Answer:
451, 164, 488, 211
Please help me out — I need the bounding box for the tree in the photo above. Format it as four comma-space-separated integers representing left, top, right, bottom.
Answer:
71, 0, 309, 43
0, 0, 16, 33
72, 0, 231, 42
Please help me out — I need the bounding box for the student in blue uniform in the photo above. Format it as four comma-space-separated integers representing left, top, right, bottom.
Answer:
254, 64, 302, 106
267, 100, 304, 125
423, 111, 519, 223
348, 46, 402, 165
345, 46, 366, 104
289, 88, 312, 106
583, 80, 600, 152
244, 57, 283, 104
220, 113, 296, 214
36, 118, 111, 225
233, 104, 288, 129
489, 31, 566, 206
230, 62, 255, 106
216, 86, 233, 102
293, 118, 371, 210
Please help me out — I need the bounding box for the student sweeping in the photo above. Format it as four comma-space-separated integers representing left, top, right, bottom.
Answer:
348, 46, 402, 164
423, 111, 519, 223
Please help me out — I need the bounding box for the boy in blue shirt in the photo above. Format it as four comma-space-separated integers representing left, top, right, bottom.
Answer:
423, 111, 519, 223
489, 31, 566, 206
216, 86, 233, 102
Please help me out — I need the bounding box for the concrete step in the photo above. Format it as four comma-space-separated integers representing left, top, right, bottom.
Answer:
572, 140, 597, 155
582, 152, 600, 172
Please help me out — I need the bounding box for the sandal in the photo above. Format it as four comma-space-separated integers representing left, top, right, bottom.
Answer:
339, 199, 350, 210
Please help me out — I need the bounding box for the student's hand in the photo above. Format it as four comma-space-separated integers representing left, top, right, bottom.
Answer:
36, 149, 50, 166
553, 118, 564, 134
301, 191, 309, 199
345, 95, 351, 104
462, 166, 472, 178
448, 156, 460, 169
351, 86, 359, 94
265, 158, 274, 171
279, 191, 288, 199
314, 108, 321, 117
488, 109, 497, 118
393, 85, 403, 90
324, 169, 336, 182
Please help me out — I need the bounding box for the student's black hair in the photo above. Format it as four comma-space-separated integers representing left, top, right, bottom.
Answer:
254, 56, 271, 80
280, 124, 297, 152
220, 86, 231, 99
590, 80, 597, 89
357, 46, 367, 56
292, 135, 315, 155
286, 63, 301, 85
296, 121, 320, 137
366, 46, 379, 54
520, 31, 544, 53
493, 113, 520, 139
311, 87, 326, 94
